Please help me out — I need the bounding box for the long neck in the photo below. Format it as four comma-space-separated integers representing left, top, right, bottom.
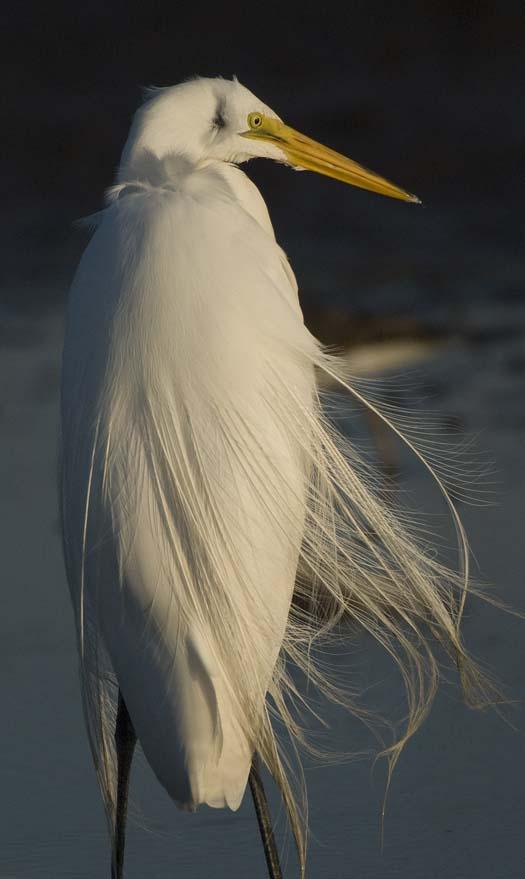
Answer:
211, 164, 275, 237
118, 143, 275, 240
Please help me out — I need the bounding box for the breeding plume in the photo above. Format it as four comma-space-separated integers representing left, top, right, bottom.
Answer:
60, 77, 488, 878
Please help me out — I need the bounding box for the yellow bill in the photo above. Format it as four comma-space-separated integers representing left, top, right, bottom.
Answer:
241, 112, 420, 204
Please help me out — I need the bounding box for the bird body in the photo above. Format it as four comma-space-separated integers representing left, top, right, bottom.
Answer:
62, 150, 317, 809
61, 77, 487, 878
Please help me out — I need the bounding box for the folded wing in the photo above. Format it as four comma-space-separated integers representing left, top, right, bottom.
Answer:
60, 176, 317, 817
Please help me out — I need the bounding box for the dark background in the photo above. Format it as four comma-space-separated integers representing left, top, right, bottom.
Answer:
5, 1, 525, 319
2, 3, 525, 878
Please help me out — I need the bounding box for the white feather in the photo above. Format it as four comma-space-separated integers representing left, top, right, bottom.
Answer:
60, 78, 494, 874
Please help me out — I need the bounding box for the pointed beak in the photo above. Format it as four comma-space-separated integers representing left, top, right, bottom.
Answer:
241, 117, 420, 204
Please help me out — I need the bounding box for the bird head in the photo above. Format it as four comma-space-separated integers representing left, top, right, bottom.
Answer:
118, 76, 419, 203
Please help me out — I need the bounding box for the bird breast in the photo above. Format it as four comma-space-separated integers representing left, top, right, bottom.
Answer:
61, 165, 318, 810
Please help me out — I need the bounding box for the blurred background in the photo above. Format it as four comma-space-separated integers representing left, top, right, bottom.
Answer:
2, 2, 525, 877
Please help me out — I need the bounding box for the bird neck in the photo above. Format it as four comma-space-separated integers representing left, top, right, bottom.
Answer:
116, 150, 275, 240
212, 164, 276, 237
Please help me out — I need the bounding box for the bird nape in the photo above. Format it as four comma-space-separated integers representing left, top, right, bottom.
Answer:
60, 76, 493, 879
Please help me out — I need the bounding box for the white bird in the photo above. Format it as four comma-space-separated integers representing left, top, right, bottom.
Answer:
60, 76, 488, 879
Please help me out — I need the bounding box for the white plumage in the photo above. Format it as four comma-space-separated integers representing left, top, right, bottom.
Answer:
60, 77, 489, 876
63, 154, 314, 808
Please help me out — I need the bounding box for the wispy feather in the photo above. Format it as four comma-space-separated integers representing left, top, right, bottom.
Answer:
61, 78, 498, 877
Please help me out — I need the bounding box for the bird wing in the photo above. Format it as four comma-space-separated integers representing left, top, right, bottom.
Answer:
60, 174, 318, 814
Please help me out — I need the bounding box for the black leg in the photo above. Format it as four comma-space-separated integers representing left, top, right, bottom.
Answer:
111, 690, 137, 879
249, 752, 284, 879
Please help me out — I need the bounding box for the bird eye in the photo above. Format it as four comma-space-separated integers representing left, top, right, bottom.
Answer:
248, 112, 264, 130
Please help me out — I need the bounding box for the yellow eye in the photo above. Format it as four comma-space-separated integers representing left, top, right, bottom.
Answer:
248, 112, 264, 130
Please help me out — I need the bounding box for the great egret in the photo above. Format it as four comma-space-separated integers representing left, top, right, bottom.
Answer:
60, 76, 489, 879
